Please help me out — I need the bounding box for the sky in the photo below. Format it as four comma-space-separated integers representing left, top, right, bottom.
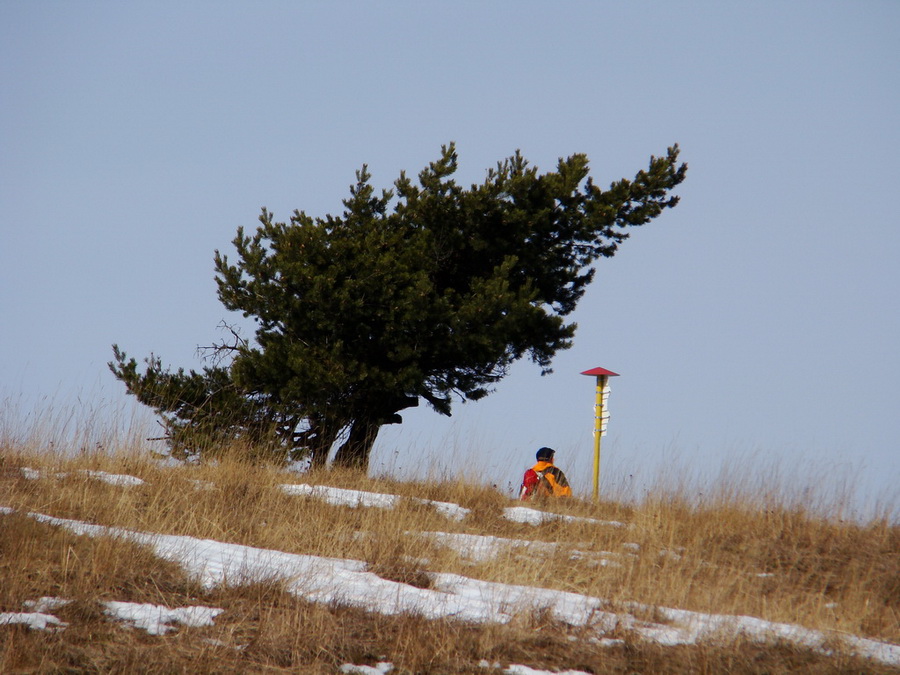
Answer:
2, 2, 898, 515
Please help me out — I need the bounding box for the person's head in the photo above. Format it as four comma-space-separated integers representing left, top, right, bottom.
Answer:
536, 447, 555, 463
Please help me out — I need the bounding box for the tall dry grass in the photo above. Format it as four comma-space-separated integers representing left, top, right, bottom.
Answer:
1, 406, 898, 673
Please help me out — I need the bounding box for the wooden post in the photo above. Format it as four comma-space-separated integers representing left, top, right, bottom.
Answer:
581, 367, 619, 501
592, 374, 607, 500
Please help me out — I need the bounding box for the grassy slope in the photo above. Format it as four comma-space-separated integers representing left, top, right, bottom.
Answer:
1, 443, 897, 674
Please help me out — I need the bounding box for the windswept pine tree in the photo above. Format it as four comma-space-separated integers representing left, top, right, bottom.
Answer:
111, 143, 686, 469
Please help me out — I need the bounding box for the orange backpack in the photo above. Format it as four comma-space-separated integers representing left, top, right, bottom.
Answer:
535, 465, 572, 498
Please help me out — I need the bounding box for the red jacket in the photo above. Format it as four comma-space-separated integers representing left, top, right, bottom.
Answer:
519, 461, 572, 499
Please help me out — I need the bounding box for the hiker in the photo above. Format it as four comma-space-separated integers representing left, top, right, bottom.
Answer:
519, 447, 572, 500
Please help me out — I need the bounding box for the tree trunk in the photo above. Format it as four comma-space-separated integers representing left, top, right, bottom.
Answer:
331, 395, 418, 470
332, 417, 381, 470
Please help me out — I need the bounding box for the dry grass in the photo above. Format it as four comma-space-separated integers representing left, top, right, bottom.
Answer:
1, 423, 898, 673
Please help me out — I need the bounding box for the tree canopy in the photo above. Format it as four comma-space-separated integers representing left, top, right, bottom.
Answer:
111, 143, 686, 469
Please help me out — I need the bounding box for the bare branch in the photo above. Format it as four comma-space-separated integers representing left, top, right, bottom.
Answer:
197, 320, 249, 366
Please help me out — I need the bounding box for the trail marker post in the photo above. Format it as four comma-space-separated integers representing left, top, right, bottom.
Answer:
580, 366, 619, 501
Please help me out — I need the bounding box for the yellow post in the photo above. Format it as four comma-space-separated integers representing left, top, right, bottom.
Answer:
592, 374, 607, 501
581, 366, 618, 502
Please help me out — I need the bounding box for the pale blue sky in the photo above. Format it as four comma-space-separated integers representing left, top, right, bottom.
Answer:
2, 2, 898, 515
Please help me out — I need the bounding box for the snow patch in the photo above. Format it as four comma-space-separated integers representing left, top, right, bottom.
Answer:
23, 597, 70, 613
104, 601, 223, 635
339, 661, 394, 674
281, 483, 400, 509
503, 506, 626, 528
3, 596, 223, 636
280, 483, 470, 520
505, 666, 592, 675
82, 470, 146, 487
18, 467, 145, 487
0, 611, 68, 632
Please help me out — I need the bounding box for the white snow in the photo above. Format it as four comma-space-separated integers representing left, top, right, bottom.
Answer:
281, 483, 401, 509
504, 666, 591, 675
4, 599, 70, 633
3, 506, 898, 668
19, 467, 145, 487
81, 470, 146, 487
421, 499, 470, 522
280, 483, 470, 521
103, 601, 223, 635
502, 506, 626, 528
339, 662, 394, 674
478, 662, 600, 675
2, 596, 222, 636
0, 611, 68, 632
23, 597, 70, 613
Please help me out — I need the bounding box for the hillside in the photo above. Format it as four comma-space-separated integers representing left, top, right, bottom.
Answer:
1, 445, 898, 674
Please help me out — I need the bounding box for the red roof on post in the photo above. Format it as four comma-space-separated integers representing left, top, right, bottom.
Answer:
580, 367, 620, 377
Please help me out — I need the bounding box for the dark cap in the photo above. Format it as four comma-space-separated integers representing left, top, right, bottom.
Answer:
536, 447, 555, 461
